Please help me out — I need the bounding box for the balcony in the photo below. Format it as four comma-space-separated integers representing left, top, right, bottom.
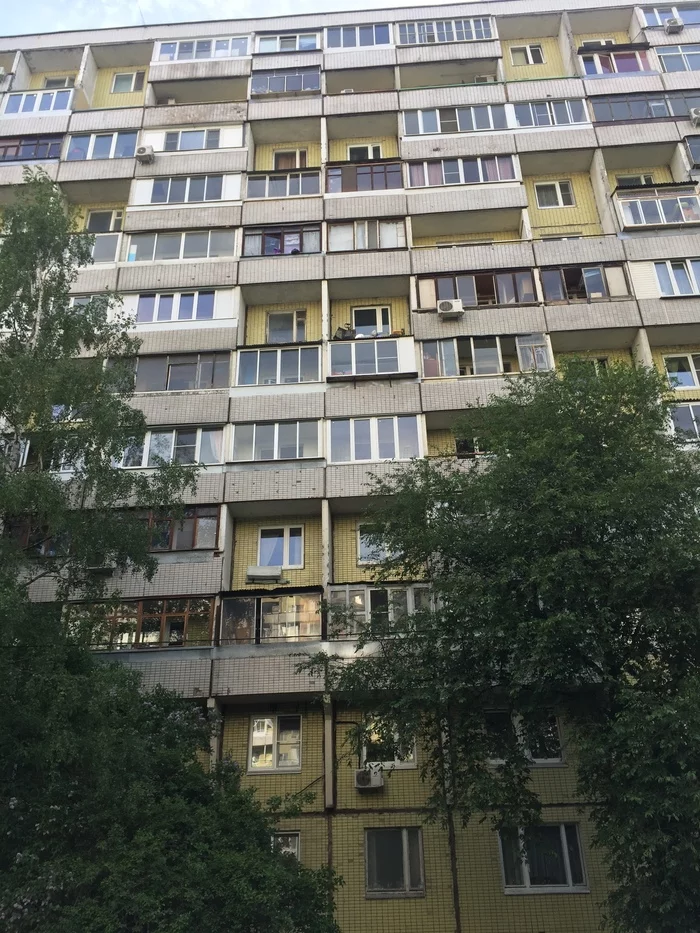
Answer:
327, 335, 417, 381
615, 184, 700, 229
220, 594, 322, 646
0, 89, 74, 135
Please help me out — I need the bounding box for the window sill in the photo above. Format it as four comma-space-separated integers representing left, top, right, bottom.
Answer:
504, 887, 589, 895
366, 890, 425, 899
247, 768, 302, 775
327, 371, 418, 383
659, 294, 700, 299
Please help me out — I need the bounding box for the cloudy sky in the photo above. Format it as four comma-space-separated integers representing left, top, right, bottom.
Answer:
2, 0, 451, 36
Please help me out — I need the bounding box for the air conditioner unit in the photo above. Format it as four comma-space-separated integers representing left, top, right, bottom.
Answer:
135, 145, 155, 164
246, 565, 283, 583
340, 88, 354, 94
167, 97, 177, 105
665, 17, 684, 33
437, 298, 464, 320
354, 769, 384, 791
690, 108, 700, 127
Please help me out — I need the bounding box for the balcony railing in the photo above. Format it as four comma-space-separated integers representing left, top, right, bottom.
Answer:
616, 186, 700, 228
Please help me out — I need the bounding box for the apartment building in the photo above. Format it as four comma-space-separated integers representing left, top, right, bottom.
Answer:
4, 0, 700, 928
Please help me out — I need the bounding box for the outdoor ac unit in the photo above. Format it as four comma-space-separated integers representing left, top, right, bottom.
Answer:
246, 565, 283, 583
167, 97, 177, 105
340, 88, 354, 94
135, 145, 155, 164
354, 769, 384, 791
437, 298, 464, 320
690, 108, 700, 127
665, 17, 684, 33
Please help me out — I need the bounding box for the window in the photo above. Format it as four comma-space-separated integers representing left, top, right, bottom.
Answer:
590, 89, 700, 122
326, 162, 402, 193
258, 34, 318, 53
250, 68, 321, 95
328, 220, 406, 251
671, 402, 700, 439
151, 175, 224, 204
514, 99, 588, 127
330, 416, 420, 463
510, 44, 545, 65
135, 291, 215, 323
348, 144, 382, 161
93, 598, 214, 649
163, 128, 221, 151
408, 155, 515, 187
242, 225, 321, 256
87, 210, 122, 234
327, 24, 391, 47
618, 187, 700, 226
434, 270, 537, 308
657, 43, 700, 72
534, 180, 575, 208
0, 136, 63, 161
4, 89, 73, 114
127, 230, 235, 262
247, 171, 320, 198
329, 338, 399, 376
258, 526, 303, 568
66, 131, 137, 161
267, 310, 306, 344
117, 427, 223, 467
398, 18, 492, 44
655, 258, 700, 296
5, 517, 67, 558
44, 75, 75, 88
364, 726, 416, 769
87, 211, 122, 264
142, 506, 219, 551
158, 37, 248, 60
541, 265, 629, 302
366, 828, 424, 896
499, 824, 586, 892
643, 6, 700, 26
273, 833, 300, 858
134, 353, 230, 391
232, 421, 319, 461
249, 715, 301, 771
236, 346, 320, 385
687, 136, 700, 167
328, 585, 430, 636
485, 711, 563, 764
274, 149, 307, 169
421, 335, 551, 377
616, 173, 654, 186
221, 595, 321, 644
664, 353, 700, 388
580, 39, 616, 47
581, 49, 650, 74
403, 105, 506, 135
111, 72, 145, 94
353, 306, 391, 336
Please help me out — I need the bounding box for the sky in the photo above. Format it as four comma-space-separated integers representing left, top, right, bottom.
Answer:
1, 0, 454, 37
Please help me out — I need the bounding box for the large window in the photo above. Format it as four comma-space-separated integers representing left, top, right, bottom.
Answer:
617, 187, 700, 227
514, 99, 588, 127
247, 171, 320, 198
664, 353, 700, 388
366, 828, 424, 896
422, 335, 551, 377
249, 715, 301, 772
158, 37, 248, 60
236, 346, 320, 385
327, 23, 390, 47
135, 291, 215, 323
328, 584, 430, 636
250, 68, 321, 95
164, 128, 221, 151
655, 258, 700, 296
541, 265, 629, 302
66, 131, 137, 161
434, 270, 537, 308
93, 598, 214, 649
141, 506, 219, 551
221, 595, 321, 644
150, 175, 223, 204
242, 225, 321, 256
0, 135, 63, 161
581, 49, 650, 74
499, 824, 586, 892
643, 6, 700, 26
257, 33, 318, 52
326, 162, 402, 193
329, 338, 399, 376
258, 526, 303, 568
134, 353, 230, 391
403, 105, 506, 135
409, 155, 515, 187
328, 220, 405, 251
671, 402, 700, 439
398, 18, 492, 44
4, 89, 73, 114
656, 44, 700, 72
117, 427, 223, 467
232, 421, 319, 461
330, 416, 420, 462
591, 89, 700, 122
127, 230, 235, 262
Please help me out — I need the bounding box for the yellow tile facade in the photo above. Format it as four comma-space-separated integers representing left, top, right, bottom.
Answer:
426, 429, 457, 457
328, 136, 398, 162
525, 172, 602, 238
330, 297, 409, 335
254, 141, 323, 171
92, 66, 148, 109
232, 516, 323, 589
501, 37, 565, 81
245, 301, 323, 344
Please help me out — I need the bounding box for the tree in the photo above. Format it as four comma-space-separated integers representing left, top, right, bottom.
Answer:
310, 361, 700, 932
0, 172, 340, 932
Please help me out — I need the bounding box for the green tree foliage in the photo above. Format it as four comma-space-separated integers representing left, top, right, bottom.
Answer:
310, 362, 700, 932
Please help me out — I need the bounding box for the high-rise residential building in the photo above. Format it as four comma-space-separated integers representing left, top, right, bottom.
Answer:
3, 0, 700, 928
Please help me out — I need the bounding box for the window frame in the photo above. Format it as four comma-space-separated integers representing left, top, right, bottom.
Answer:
326, 161, 403, 194
327, 219, 406, 252
236, 346, 321, 386
242, 224, 321, 257
250, 67, 321, 95
246, 170, 321, 199
510, 44, 545, 65
257, 525, 304, 569
499, 824, 587, 894
581, 49, 650, 75
643, 6, 700, 27
365, 828, 425, 898
329, 337, 400, 377
273, 832, 301, 858
150, 174, 224, 205
65, 130, 138, 161
330, 416, 421, 464
513, 99, 588, 128
541, 264, 630, 303
0, 135, 63, 162
670, 401, 700, 439
664, 352, 700, 389
232, 420, 320, 462
657, 43, 700, 73
362, 726, 417, 770
142, 505, 220, 552
117, 426, 224, 468
134, 352, 230, 392
256, 33, 319, 53
403, 104, 507, 136
248, 714, 302, 773
222, 594, 322, 645
353, 305, 391, 336
94, 597, 215, 650
534, 180, 575, 209
135, 290, 216, 324
408, 155, 516, 187
486, 712, 564, 766
655, 258, 700, 296
127, 229, 236, 262
163, 128, 222, 152
273, 149, 308, 169
111, 71, 145, 94
3, 89, 73, 114
397, 18, 493, 45
326, 23, 392, 48
421, 334, 552, 377
328, 583, 430, 636
357, 523, 392, 565
267, 309, 307, 344
432, 270, 538, 311
617, 187, 700, 227
157, 36, 248, 61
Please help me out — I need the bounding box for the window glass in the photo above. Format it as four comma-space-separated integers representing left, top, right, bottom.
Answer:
260, 529, 285, 565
